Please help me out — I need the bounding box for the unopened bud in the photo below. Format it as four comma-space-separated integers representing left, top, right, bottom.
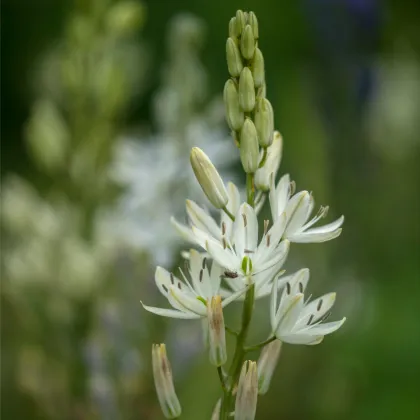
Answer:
235, 360, 258, 420
224, 79, 244, 131
226, 38, 244, 78
207, 296, 227, 366
251, 48, 265, 88
229, 17, 239, 38
240, 118, 259, 173
240, 25, 255, 60
238, 67, 255, 112
255, 131, 283, 191
152, 344, 182, 419
106, 1, 145, 36
211, 399, 222, 420
257, 339, 282, 394
248, 12, 259, 39
235, 10, 246, 35
190, 147, 229, 209
255, 98, 274, 147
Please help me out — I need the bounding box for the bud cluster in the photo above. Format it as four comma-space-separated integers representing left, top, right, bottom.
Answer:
224, 10, 275, 176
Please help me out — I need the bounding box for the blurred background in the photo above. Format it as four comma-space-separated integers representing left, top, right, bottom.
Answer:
1, 0, 420, 419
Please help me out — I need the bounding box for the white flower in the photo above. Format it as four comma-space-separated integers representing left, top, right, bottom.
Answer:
270, 269, 346, 345
195, 202, 290, 292
171, 181, 241, 247
269, 174, 344, 243
141, 249, 246, 319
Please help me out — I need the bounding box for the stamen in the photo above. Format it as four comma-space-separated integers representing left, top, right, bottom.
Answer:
317, 299, 323, 311
266, 234, 271, 247
321, 311, 331, 322
244, 249, 254, 254
222, 237, 227, 249
178, 282, 182, 290
199, 269, 204, 282
298, 282, 303, 293
263, 220, 270, 236
202, 257, 207, 269
289, 181, 296, 195
286, 282, 291, 295
307, 314, 314, 325
242, 213, 247, 227
221, 221, 226, 235
170, 273, 175, 285
162, 284, 168, 293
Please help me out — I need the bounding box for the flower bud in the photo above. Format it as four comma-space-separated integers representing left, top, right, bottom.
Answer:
229, 17, 239, 38
211, 399, 222, 420
152, 344, 182, 419
235, 10, 246, 35
240, 25, 255, 60
238, 67, 255, 112
207, 296, 227, 366
240, 118, 259, 173
257, 339, 282, 394
226, 38, 244, 78
235, 360, 258, 420
255, 98, 274, 147
105, 1, 145, 36
255, 131, 283, 191
224, 79, 244, 131
251, 48, 265, 88
190, 147, 229, 209
248, 12, 259, 39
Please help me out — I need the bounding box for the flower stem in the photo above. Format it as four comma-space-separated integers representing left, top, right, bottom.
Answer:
244, 335, 276, 352
246, 173, 255, 207
222, 206, 236, 222
217, 366, 227, 392
220, 283, 255, 420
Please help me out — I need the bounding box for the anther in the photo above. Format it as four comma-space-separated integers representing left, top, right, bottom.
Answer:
317, 299, 323, 311
199, 269, 204, 282
321, 311, 331, 321
170, 273, 175, 284
244, 249, 254, 254
202, 257, 207, 269
298, 282, 303, 293
242, 213, 247, 227
286, 282, 291, 295
289, 181, 296, 195
222, 221, 226, 236
266, 234, 271, 247
307, 314, 314, 325
178, 282, 182, 290
162, 284, 168, 293
222, 237, 227, 250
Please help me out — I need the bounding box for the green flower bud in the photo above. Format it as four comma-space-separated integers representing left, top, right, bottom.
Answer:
238, 67, 256, 112
190, 147, 229, 209
235, 10, 246, 35
240, 118, 259, 173
226, 38, 244, 78
229, 17, 239, 38
248, 11, 259, 39
240, 25, 255, 60
252, 48, 265, 88
224, 79, 245, 131
255, 98, 274, 147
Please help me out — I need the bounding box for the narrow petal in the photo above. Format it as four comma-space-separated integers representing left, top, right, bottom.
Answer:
168, 287, 207, 316
191, 225, 219, 249
141, 302, 199, 319
304, 317, 346, 335
155, 266, 178, 297
289, 228, 342, 243
186, 200, 221, 238
280, 333, 323, 345
206, 240, 239, 272
284, 191, 311, 236
275, 174, 291, 216
210, 261, 223, 295
188, 249, 206, 296
302, 215, 345, 234
297, 292, 336, 327
234, 203, 258, 257
270, 277, 278, 327
170, 217, 196, 243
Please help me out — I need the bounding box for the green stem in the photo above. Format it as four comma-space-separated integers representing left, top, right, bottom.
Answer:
246, 173, 255, 207
258, 147, 268, 168
225, 325, 239, 336
222, 206, 236, 222
245, 335, 276, 352
217, 366, 227, 392
220, 283, 255, 420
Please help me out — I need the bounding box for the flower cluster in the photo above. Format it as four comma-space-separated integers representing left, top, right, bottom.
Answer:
144, 10, 346, 419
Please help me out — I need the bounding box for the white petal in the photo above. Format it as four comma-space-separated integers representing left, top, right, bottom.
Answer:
254, 240, 290, 275
288, 228, 342, 243
210, 261, 223, 295
188, 249, 207, 296
206, 240, 239, 272
270, 277, 278, 328
168, 286, 207, 316
155, 266, 177, 297
141, 302, 199, 319
234, 203, 258, 257
279, 333, 323, 345
186, 200, 221, 238
284, 191, 311, 236
303, 215, 345, 234
170, 217, 196, 243
275, 174, 291, 216
191, 225, 219, 249
304, 317, 346, 335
